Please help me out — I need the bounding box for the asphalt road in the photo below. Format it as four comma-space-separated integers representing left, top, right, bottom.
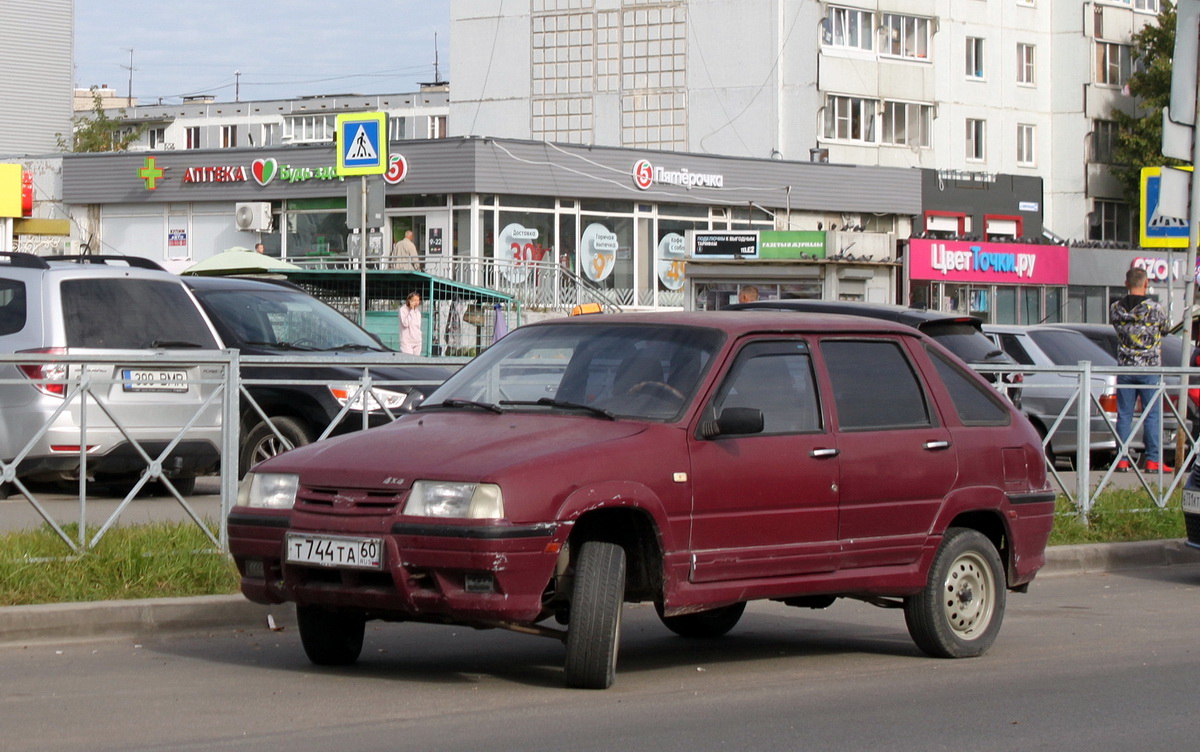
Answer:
1, 563, 1196, 752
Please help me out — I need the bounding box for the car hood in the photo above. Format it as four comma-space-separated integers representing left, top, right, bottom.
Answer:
256, 411, 651, 487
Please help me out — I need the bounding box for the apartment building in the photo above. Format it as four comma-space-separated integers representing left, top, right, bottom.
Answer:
449, 0, 1162, 245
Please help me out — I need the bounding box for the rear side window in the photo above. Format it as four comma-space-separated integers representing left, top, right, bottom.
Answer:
0, 279, 27, 336
923, 322, 1009, 364
1027, 329, 1115, 366
927, 348, 1011, 426
61, 278, 219, 349
995, 333, 1034, 366
822, 339, 931, 431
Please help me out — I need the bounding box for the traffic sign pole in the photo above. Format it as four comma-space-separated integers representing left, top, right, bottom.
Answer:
334, 112, 388, 329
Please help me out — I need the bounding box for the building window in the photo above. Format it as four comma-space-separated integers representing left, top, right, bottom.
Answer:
283, 115, 334, 143
1017, 43, 1036, 85
822, 6, 874, 51
1097, 42, 1132, 87
389, 116, 407, 141
220, 125, 237, 149
966, 37, 985, 79
1092, 119, 1118, 163
1135, 0, 1160, 11
881, 101, 933, 148
429, 115, 447, 139
1090, 200, 1133, 243
824, 95, 877, 143
147, 127, 165, 149
261, 123, 278, 147
966, 119, 986, 161
185, 127, 200, 150
881, 13, 931, 60
1016, 124, 1036, 166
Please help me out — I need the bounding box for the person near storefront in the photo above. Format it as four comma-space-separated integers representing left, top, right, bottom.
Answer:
399, 291, 423, 355
1110, 267, 1171, 472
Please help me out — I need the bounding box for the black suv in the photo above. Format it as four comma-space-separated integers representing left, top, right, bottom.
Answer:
726, 300, 1022, 403
181, 276, 456, 474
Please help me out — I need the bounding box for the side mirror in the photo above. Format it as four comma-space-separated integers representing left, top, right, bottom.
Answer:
699, 407, 764, 439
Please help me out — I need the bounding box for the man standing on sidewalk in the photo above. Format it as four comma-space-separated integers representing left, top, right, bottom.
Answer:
1111, 267, 1171, 472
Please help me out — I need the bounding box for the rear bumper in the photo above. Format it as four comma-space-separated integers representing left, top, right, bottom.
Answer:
1005, 490, 1057, 586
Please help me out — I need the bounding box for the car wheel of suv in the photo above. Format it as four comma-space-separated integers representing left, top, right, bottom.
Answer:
654, 601, 746, 639
241, 416, 314, 477
564, 540, 625, 689
296, 605, 366, 666
904, 528, 1006, 659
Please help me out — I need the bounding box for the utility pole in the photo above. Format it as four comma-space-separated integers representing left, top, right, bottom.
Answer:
235, 70, 241, 102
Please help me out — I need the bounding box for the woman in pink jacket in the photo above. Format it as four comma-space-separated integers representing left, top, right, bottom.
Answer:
399, 292, 423, 355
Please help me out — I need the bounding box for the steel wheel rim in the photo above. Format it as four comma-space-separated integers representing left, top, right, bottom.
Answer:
941, 551, 995, 641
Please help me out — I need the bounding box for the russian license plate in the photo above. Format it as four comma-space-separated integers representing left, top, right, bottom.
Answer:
285, 534, 384, 570
122, 369, 188, 392
1183, 489, 1200, 514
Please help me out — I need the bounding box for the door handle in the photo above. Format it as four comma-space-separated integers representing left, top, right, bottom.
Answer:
923, 440, 951, 451
810, 448, 840, 458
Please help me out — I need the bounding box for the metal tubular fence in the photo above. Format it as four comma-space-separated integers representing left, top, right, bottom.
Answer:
1, 352, 1191, 555
0, 351, 467, 555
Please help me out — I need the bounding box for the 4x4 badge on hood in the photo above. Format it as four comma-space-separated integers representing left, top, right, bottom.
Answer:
382, 477, 405, 486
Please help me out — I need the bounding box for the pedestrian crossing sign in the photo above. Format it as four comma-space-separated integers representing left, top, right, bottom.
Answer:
335, 112, 388, 176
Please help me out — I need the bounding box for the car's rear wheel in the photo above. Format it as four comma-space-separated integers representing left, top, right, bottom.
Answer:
904, 528, 1006, 658
240, 416, 314, 477
655, 601, 746, 639
296, 605, 366, 666
564, 541, 625, 689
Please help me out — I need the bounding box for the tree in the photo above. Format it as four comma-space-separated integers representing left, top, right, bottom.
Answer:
55, 88, 144, 153
1110, 2, 1185, 204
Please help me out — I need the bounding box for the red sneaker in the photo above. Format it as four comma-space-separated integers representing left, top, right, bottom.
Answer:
1115, 460, 1131, 472
1146, 461, 1174, 473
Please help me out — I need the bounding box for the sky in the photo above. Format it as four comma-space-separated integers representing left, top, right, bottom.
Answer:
74, 1, 451, 104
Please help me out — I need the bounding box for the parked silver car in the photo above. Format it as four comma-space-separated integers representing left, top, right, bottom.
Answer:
982, 324, 1122, 464
0, 253, 224, 495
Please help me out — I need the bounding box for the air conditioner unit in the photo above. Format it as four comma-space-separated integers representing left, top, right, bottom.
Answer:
235, 202, 272, 232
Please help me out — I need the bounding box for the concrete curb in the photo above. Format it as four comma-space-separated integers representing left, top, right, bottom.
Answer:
1, 541, 1197, 648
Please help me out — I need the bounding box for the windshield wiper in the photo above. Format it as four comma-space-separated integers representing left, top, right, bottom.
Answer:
417, 398, 505, 414
242, 341, 319, 351
500, 398, 616, 420
149, 339, 204, 349
322, 343, 385, 352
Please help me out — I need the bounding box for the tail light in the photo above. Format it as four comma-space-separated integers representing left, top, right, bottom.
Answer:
16, 347, 69, 397
1099, 393, 1118, 414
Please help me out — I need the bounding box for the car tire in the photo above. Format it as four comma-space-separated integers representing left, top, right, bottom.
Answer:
904, 528, 1006, 659
564, 540, 626, 690
296, 605, 366, 666
240, 416, 314, 477
654, 601, 746, 639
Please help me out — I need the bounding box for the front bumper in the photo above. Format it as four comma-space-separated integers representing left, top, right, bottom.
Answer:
228, 509, 566, 624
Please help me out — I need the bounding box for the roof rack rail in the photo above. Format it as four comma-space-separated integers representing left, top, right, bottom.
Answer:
54, 255, 167, 271
0, 252, 52, 269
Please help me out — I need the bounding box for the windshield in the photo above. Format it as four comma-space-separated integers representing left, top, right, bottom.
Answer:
1028, 329, 1116, 366
196, 288, 385, 351
423, 322, 723, 421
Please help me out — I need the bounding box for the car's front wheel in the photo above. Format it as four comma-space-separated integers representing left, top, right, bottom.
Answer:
904, 527, 1006, 658
296, 605, 366, 666
240, 416, 314, 477
564, 541, 626, 689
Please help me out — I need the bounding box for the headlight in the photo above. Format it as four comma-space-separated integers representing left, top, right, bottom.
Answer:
403, 481, 504, 519
328, 385, 408, 412
237, 473, 299, 509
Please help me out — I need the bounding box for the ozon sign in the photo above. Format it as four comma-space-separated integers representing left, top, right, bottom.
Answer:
1131, 256, 1200, 283
632, 159, 724, 191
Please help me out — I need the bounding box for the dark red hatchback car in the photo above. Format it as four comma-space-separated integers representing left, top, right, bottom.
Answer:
229, 311, 1055, 689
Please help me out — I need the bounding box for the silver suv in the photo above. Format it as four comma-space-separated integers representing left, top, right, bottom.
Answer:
0, 253, 224, 495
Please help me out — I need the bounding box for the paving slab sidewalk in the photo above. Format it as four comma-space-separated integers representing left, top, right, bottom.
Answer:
1, 540, 1197, 648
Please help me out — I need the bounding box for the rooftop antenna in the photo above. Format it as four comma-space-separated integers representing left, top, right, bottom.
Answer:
420, 31, 449, 87
121, 48, 135, 102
